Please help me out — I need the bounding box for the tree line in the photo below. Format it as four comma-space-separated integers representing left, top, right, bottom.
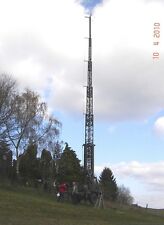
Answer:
0, 74, 134, 205
0, 74, 61, 176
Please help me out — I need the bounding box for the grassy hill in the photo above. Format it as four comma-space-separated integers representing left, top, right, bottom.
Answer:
0, 184, 164, 225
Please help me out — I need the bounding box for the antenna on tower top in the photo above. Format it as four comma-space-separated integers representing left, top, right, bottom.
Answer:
83, 15, 95, 178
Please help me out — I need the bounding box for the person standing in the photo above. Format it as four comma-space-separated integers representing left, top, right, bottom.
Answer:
72, 181, 80, 204
58, 182, 67, 202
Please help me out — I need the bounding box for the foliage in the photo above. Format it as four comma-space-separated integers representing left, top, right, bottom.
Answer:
0, 141, 12, 178
0, 74, 16, 141
19, 143, 40, 185
117, 184, 134, 205
3, 88, 60, 175
53, 141, 63, 174
57, 143, 83, 184
40, 148, 55, 190
0, 74, 134, 205
0, 74, 88, 189
99, 167, 118, 201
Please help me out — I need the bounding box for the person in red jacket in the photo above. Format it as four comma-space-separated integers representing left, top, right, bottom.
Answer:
58, 182, 67, 201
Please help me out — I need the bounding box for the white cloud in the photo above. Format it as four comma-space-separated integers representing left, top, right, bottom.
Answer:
113, 161, 164, 189
96, 161, 164, 190
0, 0, 86, 109
0, 0, 164, 122
154, 117, 164, 137
92, 0, 164, 121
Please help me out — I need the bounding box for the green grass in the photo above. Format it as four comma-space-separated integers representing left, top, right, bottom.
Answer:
0, 185, 164, 225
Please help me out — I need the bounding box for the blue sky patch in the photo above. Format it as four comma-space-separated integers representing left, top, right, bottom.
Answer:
81, 0, 102, 10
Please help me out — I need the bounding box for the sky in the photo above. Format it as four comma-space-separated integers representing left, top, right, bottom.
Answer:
0, 0, 164, 208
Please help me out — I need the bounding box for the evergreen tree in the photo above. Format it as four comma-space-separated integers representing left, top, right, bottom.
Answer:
57, 143, 82, 184
99, 167, 118, 201
0, 141, 12, 179
19, 143, 40, 185
40, 149, 55, 191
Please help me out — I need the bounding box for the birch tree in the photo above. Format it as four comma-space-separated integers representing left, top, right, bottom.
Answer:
4, 89, 61, 176
0, 74, 16, 140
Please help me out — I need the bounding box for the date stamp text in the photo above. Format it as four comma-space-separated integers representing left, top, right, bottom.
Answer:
153, 22, 160, 60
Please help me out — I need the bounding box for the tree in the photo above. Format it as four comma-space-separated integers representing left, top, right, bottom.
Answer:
53, 141, 63, 174
0, 74, 16, 141
40, 149, 55, 191
4, 89, 61, 176
0, 141, 12, 179
19, 143, 40, 185
99, 167, 118, 201
57, 143, 82, 184
117, 185, 134, 205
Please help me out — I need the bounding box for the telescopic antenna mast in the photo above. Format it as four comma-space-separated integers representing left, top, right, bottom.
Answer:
83, 15, 94, 177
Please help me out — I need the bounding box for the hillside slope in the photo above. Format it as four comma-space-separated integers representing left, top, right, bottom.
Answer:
0, 186, 163, 225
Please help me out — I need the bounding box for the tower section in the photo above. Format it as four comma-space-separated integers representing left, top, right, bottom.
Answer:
83, 15, 94, 177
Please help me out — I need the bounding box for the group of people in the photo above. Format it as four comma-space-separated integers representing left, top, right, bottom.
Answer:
56, 181, 78, 202
55, 180, 99, 205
